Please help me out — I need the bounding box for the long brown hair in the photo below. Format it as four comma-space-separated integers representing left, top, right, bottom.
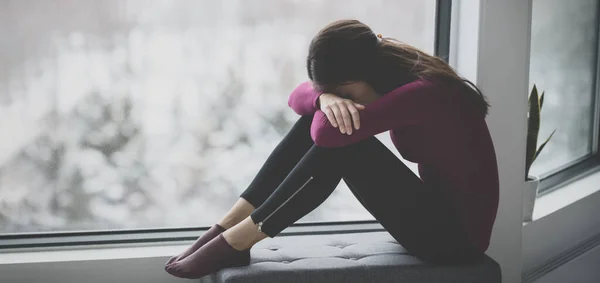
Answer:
307, 19, 490, 117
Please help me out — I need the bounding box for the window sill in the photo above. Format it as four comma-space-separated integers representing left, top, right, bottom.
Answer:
0, 243, 179, 265
0, 243, 188, 283
526, 169, 600, 224
0, 221, 384, 265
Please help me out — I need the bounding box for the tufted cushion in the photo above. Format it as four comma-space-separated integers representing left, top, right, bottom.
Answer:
200, 231, 501, 283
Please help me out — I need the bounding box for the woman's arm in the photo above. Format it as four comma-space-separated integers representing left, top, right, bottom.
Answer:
311, 79, 441, 147
288, 81, 322, 115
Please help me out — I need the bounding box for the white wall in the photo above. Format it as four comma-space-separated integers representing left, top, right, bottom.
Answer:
523, 190, 600, 273
451, 1, 532, 282
534, 244, 600, 283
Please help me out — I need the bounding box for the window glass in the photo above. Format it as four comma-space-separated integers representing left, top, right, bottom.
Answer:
0, 0, 436, 233
528, 0, 599, 176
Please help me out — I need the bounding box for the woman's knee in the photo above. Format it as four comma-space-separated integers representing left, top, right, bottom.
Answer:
296, 114, 314, 129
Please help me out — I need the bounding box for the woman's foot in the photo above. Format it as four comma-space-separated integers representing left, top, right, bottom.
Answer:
164, 217, 268, 279
164, 234, 251, 279
165, 198, 256, 266
164, 224, 225, 266
221, 217, 269, 251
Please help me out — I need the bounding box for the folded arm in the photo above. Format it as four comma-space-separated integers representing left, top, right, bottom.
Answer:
311, 79, 441, 147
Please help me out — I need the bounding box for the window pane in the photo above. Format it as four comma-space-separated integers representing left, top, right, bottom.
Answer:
528, 0, 599, 176
0, 0, 436, 233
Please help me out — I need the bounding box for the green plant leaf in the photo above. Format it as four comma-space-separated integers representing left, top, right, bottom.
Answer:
525, 85, 540, 178
532, 129, 556, 164
539, 91, 545, 110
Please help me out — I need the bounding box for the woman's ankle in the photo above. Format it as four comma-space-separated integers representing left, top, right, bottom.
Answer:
217, 219, 234, 230
217, 215, 247, 230
218, 198, 256, 229
222, 217, 268, 251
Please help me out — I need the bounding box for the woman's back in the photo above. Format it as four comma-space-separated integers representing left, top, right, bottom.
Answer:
390, 82, 499, 252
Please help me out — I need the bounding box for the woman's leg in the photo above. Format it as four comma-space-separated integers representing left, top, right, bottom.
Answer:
217, 198, 256, 229
226, 143, 344, 247
340, 137, 482, 264
238, 114, 315, 212
230, 136, 480, 263
166, 141, 345, 278
166, 115, 315, 266
218, 114, 316, 229
167, 134, 479, 278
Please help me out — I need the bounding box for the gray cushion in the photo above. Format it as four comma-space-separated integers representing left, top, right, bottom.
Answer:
200, 231, 501, 283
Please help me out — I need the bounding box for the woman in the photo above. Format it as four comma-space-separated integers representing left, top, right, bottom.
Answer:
164, 19, 499, 279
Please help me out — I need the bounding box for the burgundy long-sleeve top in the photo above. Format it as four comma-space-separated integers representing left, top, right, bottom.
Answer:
288, 79, 499, 253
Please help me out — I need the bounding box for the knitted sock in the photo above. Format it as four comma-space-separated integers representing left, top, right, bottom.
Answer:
165, 234, 251, 279
165, 224, 226, 266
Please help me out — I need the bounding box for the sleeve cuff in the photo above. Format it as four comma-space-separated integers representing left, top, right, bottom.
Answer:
312, 91, 322, 110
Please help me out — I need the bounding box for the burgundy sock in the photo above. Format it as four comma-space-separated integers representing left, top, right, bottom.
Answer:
165, 234, 251, 279
165, 224, 226, 266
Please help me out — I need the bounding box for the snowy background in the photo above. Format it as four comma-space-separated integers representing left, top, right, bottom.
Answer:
0, 0, 434, 233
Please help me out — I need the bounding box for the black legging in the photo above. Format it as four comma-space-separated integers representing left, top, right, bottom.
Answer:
240, 115, 483, 264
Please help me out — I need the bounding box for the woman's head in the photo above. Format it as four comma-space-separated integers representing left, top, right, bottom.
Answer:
306, 20, 382, 94
307, 19, 490, 116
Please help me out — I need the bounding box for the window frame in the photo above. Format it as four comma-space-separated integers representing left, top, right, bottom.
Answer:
537, 12, 600, 196
0, 0, 453, 250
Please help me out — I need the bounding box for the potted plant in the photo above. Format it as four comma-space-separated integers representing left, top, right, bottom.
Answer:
523, 85, 555, 222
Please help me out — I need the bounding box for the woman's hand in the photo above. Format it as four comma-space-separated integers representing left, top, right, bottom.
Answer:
318, 93, 365, 135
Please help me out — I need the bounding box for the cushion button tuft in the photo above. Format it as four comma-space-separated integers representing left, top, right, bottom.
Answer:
281, 261, 289, 264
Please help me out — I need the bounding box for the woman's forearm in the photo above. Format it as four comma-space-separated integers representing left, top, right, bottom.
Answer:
288, 81, 322, 115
